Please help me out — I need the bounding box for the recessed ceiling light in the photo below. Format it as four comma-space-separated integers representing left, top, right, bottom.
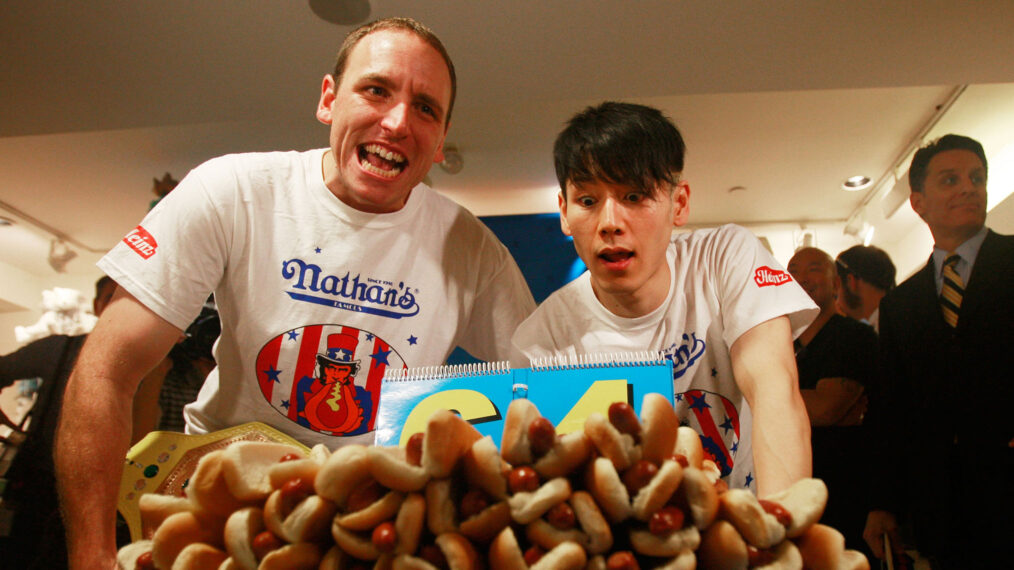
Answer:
842, 175, 872, 191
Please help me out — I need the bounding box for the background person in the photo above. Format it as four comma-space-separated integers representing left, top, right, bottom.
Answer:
834, 245, 895, 331
863, 134, 1013, 568
0, 276, 114, 569
787, 246, 876, 557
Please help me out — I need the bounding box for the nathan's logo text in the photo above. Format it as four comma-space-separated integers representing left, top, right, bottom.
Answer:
281, 258, 420, 319
754, 266, 791, 287
124, 226, 157, 259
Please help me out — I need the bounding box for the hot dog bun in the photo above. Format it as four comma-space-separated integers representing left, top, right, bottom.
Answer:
222, 507, 263, 570
584, 412, 638, 472
434, 532, 482, 570
508, 476, 572, 525
718, 489, 786, 549
187, 449, 253, 518
150, 510, 224, 570
263, 488, 336, 543
315, 444, 371, 508
631, 458, 683, 521
170, 543, 228, 570
220, 441, 305, 502
697, 519, 748, 569
500, 399, 542, 466
629, 525, 701, 558
368, 445, 431, 492
422, 409, 482, 478
115, 539, 153, 570
584, 456, 633, 524
258, 542, 323, 570
672, 425, 705, 469
762, 477, 827, 538
639, 393, 680, 465
138, 493, 193, 539
675, 466, 720, 529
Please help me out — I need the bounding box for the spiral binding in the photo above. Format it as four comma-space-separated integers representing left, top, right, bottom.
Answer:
529, 350, 667, 371
382, 359, 511, 382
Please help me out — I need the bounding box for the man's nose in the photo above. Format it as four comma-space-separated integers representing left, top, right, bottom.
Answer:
598, 198, 623, 235
381, 102, 410, 136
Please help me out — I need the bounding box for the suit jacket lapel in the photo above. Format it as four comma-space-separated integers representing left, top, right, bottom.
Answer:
959, 230, 999, 326
910, 257, 948, 332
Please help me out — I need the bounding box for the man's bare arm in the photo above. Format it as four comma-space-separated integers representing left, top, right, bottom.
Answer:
730, 316, 811, 497
800, 377, 865, 426
55, 288, 183, 569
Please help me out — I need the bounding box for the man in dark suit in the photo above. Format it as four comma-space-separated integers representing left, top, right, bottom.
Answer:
863, 134, 1014, 568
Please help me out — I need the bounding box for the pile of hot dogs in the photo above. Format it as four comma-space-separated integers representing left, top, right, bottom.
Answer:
118, 394, 869, 569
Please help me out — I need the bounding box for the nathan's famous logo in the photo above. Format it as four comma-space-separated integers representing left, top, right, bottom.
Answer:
124, 226, 157, 259
753, 266, 791, 287
663, 332, 706, 380
256, 324, 406, 437
281, 258, 420, 319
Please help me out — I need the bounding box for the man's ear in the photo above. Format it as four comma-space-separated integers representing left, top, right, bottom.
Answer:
909, 191, 926, 219
558, 192, 573, 236
316, 75, 337, 125
672, 180, 691, 226
432, 122, 451, 164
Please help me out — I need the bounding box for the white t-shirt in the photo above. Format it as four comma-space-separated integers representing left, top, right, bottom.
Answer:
512, 224, 817, 490
100, 149, 535, 449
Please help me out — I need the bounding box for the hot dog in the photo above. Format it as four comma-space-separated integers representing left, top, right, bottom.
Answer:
488, 526, 587, 570
121, 396, 868, 570
500, 398, 594, 479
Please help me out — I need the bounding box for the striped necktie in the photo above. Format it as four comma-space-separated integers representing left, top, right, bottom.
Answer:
940, 253, 964, 327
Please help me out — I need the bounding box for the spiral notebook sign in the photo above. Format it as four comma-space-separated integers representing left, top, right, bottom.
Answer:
374, 351, 673, 447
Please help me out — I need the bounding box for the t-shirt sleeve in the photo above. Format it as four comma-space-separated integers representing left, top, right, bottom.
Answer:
457, 229, 536, 362
97, 159, 233, 331
711, 225, 818, 347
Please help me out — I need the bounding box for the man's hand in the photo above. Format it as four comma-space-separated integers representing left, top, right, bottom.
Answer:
801, 377, 866, 427
835, 393, 868, 426
864, 509, 902, 560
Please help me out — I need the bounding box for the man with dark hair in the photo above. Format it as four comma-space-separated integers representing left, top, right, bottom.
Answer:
863, 134, 1014, 568
834, 245, 895, 331
56, 17, 534, 568
512, 102, 818, 496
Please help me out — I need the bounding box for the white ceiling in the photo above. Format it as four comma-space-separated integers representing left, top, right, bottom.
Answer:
2, 1, 1014, 314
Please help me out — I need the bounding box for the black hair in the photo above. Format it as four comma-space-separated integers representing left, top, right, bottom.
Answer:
95, 275, 114, 298
554, 102, 686, 197
909, 134, 988, 193
835, 245, 896, 291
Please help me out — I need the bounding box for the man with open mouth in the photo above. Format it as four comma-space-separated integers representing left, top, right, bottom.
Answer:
512, 101, 818, 499
55, 17, 534, 569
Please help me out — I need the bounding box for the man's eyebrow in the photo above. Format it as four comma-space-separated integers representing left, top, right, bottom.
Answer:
356, 73, 446, 121
414, 92, 446, 121
357, 72, 394, 89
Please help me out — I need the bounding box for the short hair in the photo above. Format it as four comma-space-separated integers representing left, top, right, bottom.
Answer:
95, 275, 114, 298
835, 245, 896, 291
908, 134, 988, 193
331, 17, 457, 124
554, 102, 686, 197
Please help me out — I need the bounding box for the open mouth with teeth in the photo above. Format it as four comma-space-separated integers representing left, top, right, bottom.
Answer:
358, 143, 406, 179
